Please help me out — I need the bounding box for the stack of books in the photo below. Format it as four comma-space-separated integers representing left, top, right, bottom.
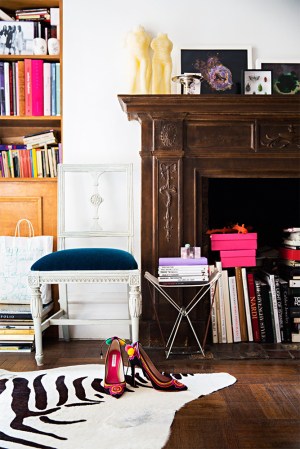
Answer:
158, 257, 209, 285
210, 233, 257, 268
0, 302, 53, 352
279, 227, 300, 343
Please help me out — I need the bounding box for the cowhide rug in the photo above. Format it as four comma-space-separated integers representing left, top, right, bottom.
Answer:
0, 364, 236, 449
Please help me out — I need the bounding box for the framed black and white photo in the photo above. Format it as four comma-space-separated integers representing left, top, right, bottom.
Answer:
0, 21, 34, 55
256, 59, 300, 95
243, 69, 272, 95
181, 45, 252, 94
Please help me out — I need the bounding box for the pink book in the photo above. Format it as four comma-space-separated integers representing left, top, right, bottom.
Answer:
159, 257, 208, 266
31, 60, 44, 116
221, 256, 256, 268
24, 59, 32, 116
220, 249, 256, 258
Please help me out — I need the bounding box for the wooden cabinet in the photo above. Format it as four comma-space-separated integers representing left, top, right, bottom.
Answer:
0, 1, 62, 242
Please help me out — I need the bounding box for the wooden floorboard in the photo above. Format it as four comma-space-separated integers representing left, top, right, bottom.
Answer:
0, 340, 299, 449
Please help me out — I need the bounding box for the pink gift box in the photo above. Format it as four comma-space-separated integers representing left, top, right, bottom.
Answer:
210, 233, 257, 251
220, 249, 256, 258
221, 256, 257, 268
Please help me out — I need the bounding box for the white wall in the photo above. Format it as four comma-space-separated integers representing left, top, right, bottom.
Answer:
62, 0, 300, 338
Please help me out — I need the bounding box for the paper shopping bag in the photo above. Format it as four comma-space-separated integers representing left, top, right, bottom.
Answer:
0, 219, 53, 304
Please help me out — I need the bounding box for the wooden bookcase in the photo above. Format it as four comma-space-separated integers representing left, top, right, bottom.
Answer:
0, 0, 62, 244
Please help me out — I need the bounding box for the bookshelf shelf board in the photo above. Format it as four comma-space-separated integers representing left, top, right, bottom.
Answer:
1, 1, 59, 10
0, 116, 61, 124
0, 178, 57, 182
0, 55, 60, 62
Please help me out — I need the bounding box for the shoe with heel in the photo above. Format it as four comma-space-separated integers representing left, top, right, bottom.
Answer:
103, 336, 126, 398
125, 341, 187, 391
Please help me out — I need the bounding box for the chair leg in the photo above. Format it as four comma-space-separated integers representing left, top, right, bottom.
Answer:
128, 284, 142, 343
59, 283, 70, 341
30, 286, 44, 366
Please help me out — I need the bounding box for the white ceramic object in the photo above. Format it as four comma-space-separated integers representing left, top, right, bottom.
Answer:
33, 38, 47, 55
48, 38, 60, 55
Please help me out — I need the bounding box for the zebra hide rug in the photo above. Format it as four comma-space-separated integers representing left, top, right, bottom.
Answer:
0, 364, 236, 449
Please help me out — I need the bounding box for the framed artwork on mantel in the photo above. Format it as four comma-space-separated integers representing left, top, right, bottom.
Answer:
181, 45, 252, 94
256, 59, 300, 95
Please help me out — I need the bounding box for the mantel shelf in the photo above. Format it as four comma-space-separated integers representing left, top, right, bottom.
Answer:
118, 94, 300, 120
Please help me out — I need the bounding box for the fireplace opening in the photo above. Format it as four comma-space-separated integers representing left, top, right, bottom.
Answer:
207, 178, 300, 250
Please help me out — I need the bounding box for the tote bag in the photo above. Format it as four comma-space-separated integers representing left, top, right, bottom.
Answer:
0, 219, 53, 304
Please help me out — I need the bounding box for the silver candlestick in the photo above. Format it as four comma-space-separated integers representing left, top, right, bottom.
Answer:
172, 73, 203, 94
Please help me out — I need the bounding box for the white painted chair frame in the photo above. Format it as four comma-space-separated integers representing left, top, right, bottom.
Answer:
28, 164, 142, 366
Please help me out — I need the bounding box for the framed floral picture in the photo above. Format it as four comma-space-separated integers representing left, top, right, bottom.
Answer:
256, 59, 300, 95
181, 45, 252, 94
243, 69, 272, 95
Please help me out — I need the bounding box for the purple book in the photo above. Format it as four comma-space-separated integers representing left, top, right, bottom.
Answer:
159, 257, 208, 266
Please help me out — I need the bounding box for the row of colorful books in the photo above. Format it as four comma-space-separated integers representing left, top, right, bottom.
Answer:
0, 302, 53, 352
0, 144, 61, 178
210, 263, 299, 344
0, 60, 60, 116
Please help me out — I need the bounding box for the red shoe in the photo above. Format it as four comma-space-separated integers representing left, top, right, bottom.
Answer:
125, 342, 187, 391
103, 337, 126, 398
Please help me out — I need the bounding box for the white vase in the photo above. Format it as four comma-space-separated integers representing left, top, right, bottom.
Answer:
48, 38, 60, 55
33, 38, 47, 55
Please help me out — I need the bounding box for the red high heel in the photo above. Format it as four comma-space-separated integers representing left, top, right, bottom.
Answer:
103, 337, 126, 398
125, 342, 187, 391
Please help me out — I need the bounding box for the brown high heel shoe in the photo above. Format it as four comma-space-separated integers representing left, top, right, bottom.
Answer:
125, 342, 187, 391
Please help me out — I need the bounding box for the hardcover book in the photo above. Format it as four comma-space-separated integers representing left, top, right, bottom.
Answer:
235, 267, 248, 341
247, 271, 261, 342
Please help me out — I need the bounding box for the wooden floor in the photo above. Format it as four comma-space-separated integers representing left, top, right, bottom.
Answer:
1, 340, 300, 449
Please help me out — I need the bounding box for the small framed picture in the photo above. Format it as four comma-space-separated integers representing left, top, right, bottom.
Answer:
0, 21, 34, 55
243, 69, 272, 95
181, 46, 252, 94
256, 59, 300, 95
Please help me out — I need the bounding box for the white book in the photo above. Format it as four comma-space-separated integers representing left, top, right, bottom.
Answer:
241, 268, 253, 341
260, 270, 281, 343
209, 265, 218, 343
43, 63, 51, 116
221, 270, 233, 343
4, 62, 10, 116
216, 262, 227, 343
228, 275, 241, 342
56, 63, 60, 116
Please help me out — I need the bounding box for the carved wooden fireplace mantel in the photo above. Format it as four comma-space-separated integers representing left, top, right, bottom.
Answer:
118, 94, 300, 344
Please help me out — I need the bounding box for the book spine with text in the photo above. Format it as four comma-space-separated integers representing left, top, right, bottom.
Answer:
31, 60, 44, 116
241, 267, 253, 341
235, 267, 248, 341
260, 271, 281, 343
216, 262, 227, 343
247, 272, 261, 342
0, 62, 5, 115
209, 265, 218, 343
43, 62, 51, 115
228, 275, 241, 342
279, 278, 291, 342
254, 278, 267, 343
51, 62, 56, 115
222, 269, 233, 343
24, 59, 32, 116
17, 61, 25, 116
4, 62, 10, 116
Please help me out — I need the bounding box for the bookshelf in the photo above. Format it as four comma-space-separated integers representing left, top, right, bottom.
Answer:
0, 0, 62, 240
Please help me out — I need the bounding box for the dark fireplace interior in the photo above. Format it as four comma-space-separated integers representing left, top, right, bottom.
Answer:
207, 178, 300, 253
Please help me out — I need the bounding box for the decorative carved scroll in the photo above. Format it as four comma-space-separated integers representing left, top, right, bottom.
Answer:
160, 123, 177, 147
261, 125, 300, 149
159, 162, 177, 241
90, 172, 104, 230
